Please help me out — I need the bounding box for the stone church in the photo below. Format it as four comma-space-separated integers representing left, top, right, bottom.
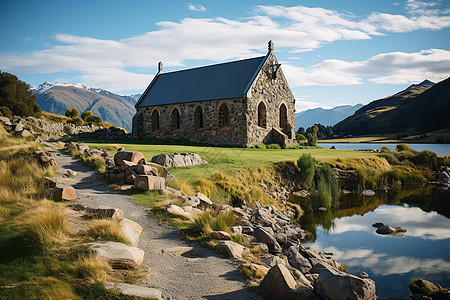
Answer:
133, 41, 296, 147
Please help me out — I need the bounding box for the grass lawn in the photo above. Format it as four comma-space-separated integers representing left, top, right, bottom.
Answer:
87, 142, 375, 184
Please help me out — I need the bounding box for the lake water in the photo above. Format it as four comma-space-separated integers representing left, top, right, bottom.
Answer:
300, 187, 450, 298
318, 143, 450, 156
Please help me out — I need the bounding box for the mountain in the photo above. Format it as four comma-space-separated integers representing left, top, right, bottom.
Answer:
294, 104, 363, 130
333, 79, 450, 135
32, 83, 140, 131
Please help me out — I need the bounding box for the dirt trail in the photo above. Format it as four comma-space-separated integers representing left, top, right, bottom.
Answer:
51, 151, 260, 300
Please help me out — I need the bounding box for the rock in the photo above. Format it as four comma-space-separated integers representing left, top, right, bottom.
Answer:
114, 151, 145, 166
261, 255, 288, 267
275, 232, 287, 244
253, 208, 277, 228
20, 129, 32, 137
288, 246, 312, 274
151, 152, 208, 168
0, 116, 11, 126
103, 282, 161, 299
230, 225, 242, 236
120, 218, 143, 247
242, 233, 254, 244
14, 123, 23, 132
318, 207, 327, 212
288, 286, 318, 300
250, 242, 269, 254
64, 169, 77, 178
133, 175, 165, 191
362, 189, 375, 197
52, 186, 77, 201
357, 271, 369, 278
164, 203, 192, 220
180, 195, 200, 207
89, 242, 145, 269
87, 206, 124, 219
254, 226, 282, 254
161, 187, 182, 196
311, 262, 376, 300
196, 192, 213, 209
409, 278, 448, 298
259, 264, 297, 299
210, 231, 231, 240
371, 223, 384, 228
43, 176, 57, 189
133, 164, 158, 176
76, 143, 89, 152
376, 224, 407, 235
244, 263, 270, 278
216, 240, 249, 258
120, 159, 135, 171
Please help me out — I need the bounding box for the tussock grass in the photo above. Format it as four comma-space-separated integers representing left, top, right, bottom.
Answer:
25, 208, 69, 246
192, 209, 236, 236
168, 178, 195, 195
297, 153, 315, 187
86, 218, 129, 244
71, 255, 112, 282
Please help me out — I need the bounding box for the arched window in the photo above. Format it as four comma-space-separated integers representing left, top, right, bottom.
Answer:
218, 103, 229, 128
194, 106, 203, 129
171, 108, 180, 130
279, 103, 287, 129
151, 109, 159, 132
257, 102, 267, 128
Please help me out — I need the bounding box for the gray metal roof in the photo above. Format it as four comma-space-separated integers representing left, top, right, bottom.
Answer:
136, 55, 267, 107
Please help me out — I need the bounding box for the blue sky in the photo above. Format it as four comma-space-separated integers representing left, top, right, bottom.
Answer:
1, 0, 449, 111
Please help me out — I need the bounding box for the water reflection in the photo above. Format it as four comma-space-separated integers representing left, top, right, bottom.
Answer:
300, 187, 450, 297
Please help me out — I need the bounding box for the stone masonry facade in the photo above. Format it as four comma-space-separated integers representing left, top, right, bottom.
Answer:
133, 43, 296, 147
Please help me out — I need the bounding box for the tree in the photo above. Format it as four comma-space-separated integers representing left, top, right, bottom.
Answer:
65, 107, 79, 118
80, 110, 93, 121
0, 71, 41, 117
85, 115, 102, 124
297, 127, 305, 135
307, 125, 318, 146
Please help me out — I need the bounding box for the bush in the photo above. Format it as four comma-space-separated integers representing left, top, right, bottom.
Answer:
253, 144, 266, 149
297, 153, 316, 186
380, 146, 391, 153
396, 144, 416, 153
66, 117, 84, 126
267, 144, 281, 149
86, 115, 102, 124
306, 132, 317, 146
65, 107, 79, 118
80, 111, 93, 121
311, 164, 339, 209
63, 124, 74, 135
412, 150, 438, 170
379, 152, 401, 165
296, 133, 307, 143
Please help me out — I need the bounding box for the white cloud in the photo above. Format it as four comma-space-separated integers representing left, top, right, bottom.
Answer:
0, 3, 449, 92
284, 49, 450, 87
188, 4, 206, 12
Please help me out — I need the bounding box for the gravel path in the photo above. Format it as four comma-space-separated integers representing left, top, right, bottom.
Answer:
52, 151, 260, 300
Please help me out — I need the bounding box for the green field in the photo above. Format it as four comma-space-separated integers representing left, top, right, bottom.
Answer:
87, 142, 375, 184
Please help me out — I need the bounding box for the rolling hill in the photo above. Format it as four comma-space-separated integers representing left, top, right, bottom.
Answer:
294, 104, 363, 131
32, 83, 139, 131
332, 78, 450, 136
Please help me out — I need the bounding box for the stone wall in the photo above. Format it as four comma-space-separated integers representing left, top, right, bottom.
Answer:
245, 52, 296, 146
133, 98, 248, 146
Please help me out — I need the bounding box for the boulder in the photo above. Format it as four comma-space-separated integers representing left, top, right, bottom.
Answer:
120, 159, 135, 171
311, 262, 376, 300
230, 225, 242, 236
180, 195, 200, 207
64, 169, 77, 178
216, 240, 248, 258
288, 246, 312, 274
14, 123, 23, 132
0, 116, 11, 126
261, 255, 289, 267
161, 187, 182, 196
409, 278, 449, 298
254, 226, 282, 254
114, 151, 146, 166
250, 242, 269, 254
164, 203, 192, 220
151, 153, 208, 168
259, 264, 297, 299
52, 187, 77, 201
87, 206, 124, 219
43, 176, 57, 189
375, 224, 407, 235
120, 218, 143, 247
133, 164, 158, 176
241, 233, 254, 244
89, 242, 144, 269
210, 231, 231, 240
133, 175, 165, 191
20, 129, 32, 137
196, 192, 213, 209
103, 282, 161, 299
288, 286, 318, 300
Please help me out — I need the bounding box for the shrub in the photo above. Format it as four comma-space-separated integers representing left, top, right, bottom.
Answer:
380, 146, 391, 153
267, 144, 281, 149
85, 115, 102, 124
396, 144, 416, 153
63, 124, 74, 135
80, 111, 93, 121
65, 107, 79, 118
412, 150, 438, 170
297, 153, 316, 186
66, 117, 84, 126
379, 152, 401, 165
306, 132, 317, 146
295, 133, 307, 143
253, 144, 266, 149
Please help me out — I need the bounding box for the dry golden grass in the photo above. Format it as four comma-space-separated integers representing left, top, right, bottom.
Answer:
86, 218, 129, 244
71, 255, 112, 283
168, 178, 195, 195
25, 208, 70, 245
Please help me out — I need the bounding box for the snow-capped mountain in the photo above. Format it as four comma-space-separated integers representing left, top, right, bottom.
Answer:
31, 82, 141, 131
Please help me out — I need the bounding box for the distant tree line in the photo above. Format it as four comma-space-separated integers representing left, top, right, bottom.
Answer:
0, 71, 41, 118
65, 107, 103, 126
296, 123, 334, 146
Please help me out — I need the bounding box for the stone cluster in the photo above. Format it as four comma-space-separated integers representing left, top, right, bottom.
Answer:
151, 153, 208, 168
75, 126, 132, 140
